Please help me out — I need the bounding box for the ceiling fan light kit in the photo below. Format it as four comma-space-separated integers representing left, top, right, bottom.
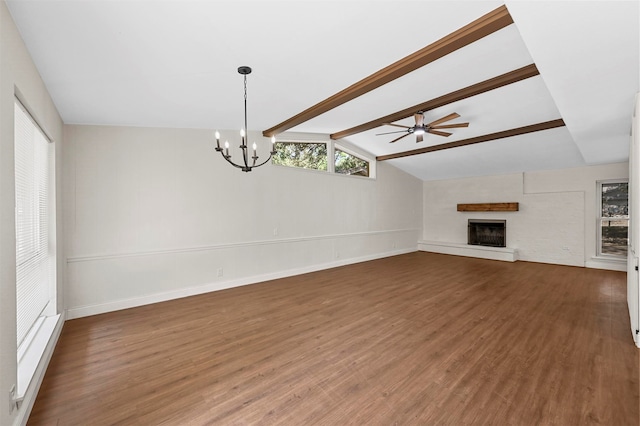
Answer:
376, 111, 469, 143
214, 66, 276, 172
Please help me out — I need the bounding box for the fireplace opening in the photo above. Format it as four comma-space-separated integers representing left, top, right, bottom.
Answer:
468, 219, 506, 247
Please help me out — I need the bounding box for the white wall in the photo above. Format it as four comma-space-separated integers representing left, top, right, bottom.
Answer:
63, 125, 423, 318
422, 163, 629, 268
0, 2, 64, 425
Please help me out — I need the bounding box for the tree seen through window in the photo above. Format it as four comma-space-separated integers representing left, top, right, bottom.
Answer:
599, 181, 628, 256
272, 142, 327, 171
334, 148, 369, 177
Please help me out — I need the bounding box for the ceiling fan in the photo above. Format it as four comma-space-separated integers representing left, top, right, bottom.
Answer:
376, 112, 469, 143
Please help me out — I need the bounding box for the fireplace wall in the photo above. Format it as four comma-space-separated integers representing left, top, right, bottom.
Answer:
421, 165, 628, 269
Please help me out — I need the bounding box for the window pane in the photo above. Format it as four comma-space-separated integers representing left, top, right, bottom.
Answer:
601, 182, 628, 217
601, 219, 628, 256
272, 142, 327, 171
334, 149, 369, 177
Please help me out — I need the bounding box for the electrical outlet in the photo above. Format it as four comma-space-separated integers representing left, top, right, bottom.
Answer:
273, 227, 278, 236
217, 268, 223, 277
9, 385, 16, 414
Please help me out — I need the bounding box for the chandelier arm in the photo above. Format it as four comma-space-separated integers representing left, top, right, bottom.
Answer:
219, 152, 248, 170
216, 149, 274, 171
251, 151, 276, 168
241, 143, 249, 169
216, 146, 275, 171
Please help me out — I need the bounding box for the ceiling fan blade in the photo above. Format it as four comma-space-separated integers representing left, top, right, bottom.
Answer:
376, 130, 409, 136
383, 123, 411, 129
427, 129, 452, 137
389, 133, 411, 144
414, 113, 424, 127
431, 122, 470, 129
427, 112, 460, 127
416, 133, 424, 143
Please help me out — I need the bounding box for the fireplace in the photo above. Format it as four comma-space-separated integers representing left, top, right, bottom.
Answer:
468, 219, 506, 247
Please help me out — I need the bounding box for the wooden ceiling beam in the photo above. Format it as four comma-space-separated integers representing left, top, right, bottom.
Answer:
262, 5, 513, 137
376, 119, 566, 161
330, 64, 539, 140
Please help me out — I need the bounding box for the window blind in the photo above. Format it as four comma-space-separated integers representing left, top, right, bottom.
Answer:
14, 99, 52, 347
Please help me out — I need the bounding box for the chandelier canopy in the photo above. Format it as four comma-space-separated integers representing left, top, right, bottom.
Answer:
214, 66, 275, 172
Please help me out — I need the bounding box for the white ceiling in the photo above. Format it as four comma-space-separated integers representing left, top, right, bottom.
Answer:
6, 0, 639, 181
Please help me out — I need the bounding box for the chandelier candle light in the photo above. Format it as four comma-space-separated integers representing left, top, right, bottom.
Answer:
214, 66, 276, 172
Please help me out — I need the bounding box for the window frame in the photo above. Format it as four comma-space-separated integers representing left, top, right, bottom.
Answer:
14, 96, 59, 398
271, 134, 376, 179
333, 143, 374, 178
596, 179, 629, 258
271, 139, 329, 173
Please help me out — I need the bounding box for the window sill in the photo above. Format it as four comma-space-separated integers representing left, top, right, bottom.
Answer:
272, 163, 376, 180
17, 314, 61, 398
586, 256, 627, 271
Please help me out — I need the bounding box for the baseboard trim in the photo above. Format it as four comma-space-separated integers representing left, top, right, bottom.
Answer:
66, 247, 416, 320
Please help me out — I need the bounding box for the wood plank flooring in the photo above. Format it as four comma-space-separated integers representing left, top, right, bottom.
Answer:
28, 252, 639, 425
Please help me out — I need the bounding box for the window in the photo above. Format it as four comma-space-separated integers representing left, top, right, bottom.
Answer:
334, 148, 370, 177
597, 180, 628, 257
272, 138, 375, 178
15, 97, 57, 386
272, 141, 327, 171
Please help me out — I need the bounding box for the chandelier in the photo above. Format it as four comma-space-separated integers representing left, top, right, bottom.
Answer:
214, 66, 276, 172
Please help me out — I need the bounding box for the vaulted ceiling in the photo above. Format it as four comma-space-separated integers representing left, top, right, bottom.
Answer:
6, 0, 639, 181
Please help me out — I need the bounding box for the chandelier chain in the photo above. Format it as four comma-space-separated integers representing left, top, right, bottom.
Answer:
243, 75, 248, 135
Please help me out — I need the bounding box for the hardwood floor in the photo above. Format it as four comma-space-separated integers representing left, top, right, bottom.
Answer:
28, 252, 639, 425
